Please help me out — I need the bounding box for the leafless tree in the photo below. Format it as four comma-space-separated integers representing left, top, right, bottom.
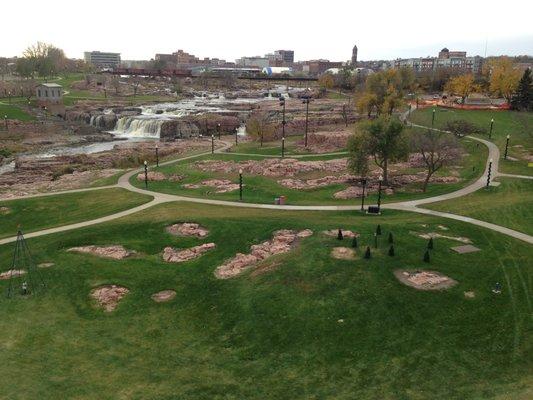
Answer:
410, 130, 462, 192
246, 111, 276, 146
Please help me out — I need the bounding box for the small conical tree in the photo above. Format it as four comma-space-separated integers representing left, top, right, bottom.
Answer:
388, 244, 395, 256
376, 224, 382, 235
364, 246, 371, 259
351, 236, 358, 248
374, 233, 378, 248
427, 237, 434, 250
337, 229, 344, 240
423, 249, 430, 263
388, 232, 393, 244
511, 68, 532, 111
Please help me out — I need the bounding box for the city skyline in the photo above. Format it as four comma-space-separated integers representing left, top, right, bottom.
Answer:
2, 0, 532, 61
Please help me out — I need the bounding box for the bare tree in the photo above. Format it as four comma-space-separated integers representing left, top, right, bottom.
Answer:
246, 111, 276, 146
111, 76, 120, 95
410, 130, 461, 192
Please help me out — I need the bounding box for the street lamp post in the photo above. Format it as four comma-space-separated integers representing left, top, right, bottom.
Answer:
504, 134, 510, 160
377, 175, 383, 213
211, 134, 215, 154
431, 108, 436, 128
235, 127, 238, 145
8, 91, 11, 105
239, 168, 243, 201
489, 118, 494, 139
155, 145, 159, 167
143, 160, 148, 189
217, 123, 221, 140
4, 115, 7, 130
280, 97, 286, 139
281, 137, 285, 158
302, 96, 311, 147
486, 158, 493, 188
360, 178, 367, 212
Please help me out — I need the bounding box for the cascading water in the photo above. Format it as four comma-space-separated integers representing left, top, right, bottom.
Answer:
112, 116, 165, 138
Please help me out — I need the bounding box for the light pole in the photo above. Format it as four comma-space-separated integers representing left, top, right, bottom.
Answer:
486, 158, 493, 188
281, 137, 285, 158
302, 96, 311, 147
211, 134, 214, 154
279, 97, 286, 139
360, 178, 367, 212
3, 115, 7, 130
8, 91, 11, 105
489, 118, 494, 139
431, 108, 436, 128
239, 168, 243, 201
377, 175, 383, 213
143, 160, 148, 188
235, 127, 238, 145
504, 134, 510, 160
217, 123, 221, 140
155, 145, 159, 167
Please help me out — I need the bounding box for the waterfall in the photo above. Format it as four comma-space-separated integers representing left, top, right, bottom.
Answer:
236, 123, 247, 136
111, 116, 164, 138
90, 115, 106, 128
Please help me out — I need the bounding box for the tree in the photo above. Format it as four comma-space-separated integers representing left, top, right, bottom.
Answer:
489, 57, 521, 103
356, 92, 378, 117
364, 246, 371, 259
444, 74, 479, 103
427, 237, 434, 250
246, 112, 276, 145
376, 225, 382, 235
15, 58, 35, 78
347, 116, 408, 184
388, 232, 393, 244
510, 68, 532, 111
318, 74, 334, 90
388, 245, 395, 256
351, 237, 358, 248
410, 130, 461, 192
337, 229, 344, 240
22, 42, 66, 78
423, 249, 430, 263
110, 76, 121, 95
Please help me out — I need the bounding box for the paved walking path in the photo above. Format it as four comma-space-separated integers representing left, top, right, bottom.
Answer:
2, 128, 532, 246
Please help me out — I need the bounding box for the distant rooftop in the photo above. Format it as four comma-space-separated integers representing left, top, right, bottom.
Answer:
38, 83, 62, 88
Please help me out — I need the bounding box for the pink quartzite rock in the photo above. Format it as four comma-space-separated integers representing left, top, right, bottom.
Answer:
166, 223, 210, 238
136, 171, 166, 182
162, 243, 216, 263
214, 229, 313, 279
68, 245, 135, 260
0, 269, 26, 280
91, 285, 129, 312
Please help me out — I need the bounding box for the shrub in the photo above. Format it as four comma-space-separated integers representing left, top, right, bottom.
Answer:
376, 225, 382, 235
337, 229, 343, 240
364, 246, 371, 259
388, 232, 393, 244
423, 249, 430, 263
388, 245, 395, 256
427, 237, 434, 250
351, 237, 358, 248
444, 119, 486, 137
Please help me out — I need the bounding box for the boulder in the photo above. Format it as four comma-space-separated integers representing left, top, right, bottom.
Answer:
162, 243, 216, 263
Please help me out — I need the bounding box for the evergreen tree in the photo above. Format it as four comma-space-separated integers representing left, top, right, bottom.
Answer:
351, 236, 358, 248
364, 246, 371, 259
427, 237, 434, 250
376, 224, 382, 235
388, 245, 395, 256
423, 249, 430, 263
337, 229, 344, 240
511, 68, 532, 111
388, 232, 393, 244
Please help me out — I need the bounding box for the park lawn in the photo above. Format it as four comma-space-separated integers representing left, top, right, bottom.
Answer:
410, 108, 533, 176
0, 103, 35, 121
0, 202, 530, 399
424, 177, 533, 236
0, 188, 152, 239
131, 139, 487, 206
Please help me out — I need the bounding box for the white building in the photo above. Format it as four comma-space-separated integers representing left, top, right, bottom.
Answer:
84, 51, 121, 68
36, 83, 62, 104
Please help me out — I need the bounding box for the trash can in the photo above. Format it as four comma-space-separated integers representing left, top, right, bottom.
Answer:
274, 197, 280, 205
279, 196, 286, 205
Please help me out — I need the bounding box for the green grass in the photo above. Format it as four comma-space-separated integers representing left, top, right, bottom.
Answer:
410, 108, 533, 176
0, 202, 530, 399
0, 103, 35, 121
0, 188, 152, 239
130, 139, 487, 206
424, 177, 533, 236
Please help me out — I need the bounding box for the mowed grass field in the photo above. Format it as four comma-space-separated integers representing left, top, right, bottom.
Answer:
0, 202, 531, 399
130, 137, 487, 206
410, 108, 533, 176
0, 188, 152, 239
425, 177, 533, 236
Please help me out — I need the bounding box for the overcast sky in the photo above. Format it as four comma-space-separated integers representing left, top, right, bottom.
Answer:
3, 0, 532, 61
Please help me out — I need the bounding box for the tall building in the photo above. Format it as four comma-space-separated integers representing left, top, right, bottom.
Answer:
84, 51, 121, 68
274, 50, 294, 64
235, 56, 269, 68
351, 45, 358, 66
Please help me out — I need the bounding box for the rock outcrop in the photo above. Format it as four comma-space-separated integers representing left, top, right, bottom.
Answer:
214, 229, 313, 279
68, 245, 135, 260
162, 243, 216, 263
91, 285, 129, 311
166, 223, 209, 238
